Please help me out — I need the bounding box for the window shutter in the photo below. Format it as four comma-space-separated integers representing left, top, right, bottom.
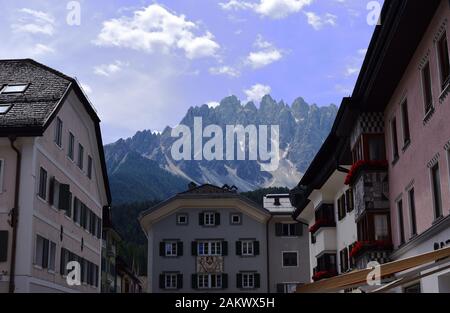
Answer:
199, 213, 204, 226
253, 241, 260, 255
215, 213, 220, 225
191, 241, 198, 256
97, 218, 102, 239
222, 241, 228, 256
60, 248, 66, 275
236, 273, 243, 288
177, 242, 184, 256
159, 274, 165, 289
48, 177, 55, 206
191, 274, 198, 289
42, 239, 49, 269
235, 241, 242, 256
59, 184, 71, 213
276, 283, 285, 293
177, 274, 183, 289
159, 242, 165, 257
254, 273, 261, 288
275, 223, 283, 236
295, 223, 303, 236
0, 231, 9, 262
222, 273, 228, 289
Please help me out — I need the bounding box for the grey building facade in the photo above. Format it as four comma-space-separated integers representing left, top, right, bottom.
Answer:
139, 184, 310, 293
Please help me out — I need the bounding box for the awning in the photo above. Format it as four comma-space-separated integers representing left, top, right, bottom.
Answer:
297, 246, 450, 293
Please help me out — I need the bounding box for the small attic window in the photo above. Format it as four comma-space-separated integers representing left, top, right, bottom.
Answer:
1, 84, 28, 94
274, 197, 281, 206
0, 104, 13, 114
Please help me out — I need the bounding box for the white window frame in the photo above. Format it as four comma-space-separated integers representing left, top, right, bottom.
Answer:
38, 167, 48, 201
0, 104, 12, 114
54, 117, 63, 148
282, 251, 299, 268
165, 241, 178, 257
34, 235, 56, 271
68, 131, 75, 161
231, 214, 241, 225
204, 212, 215, 226
198, 241, 222, 256
242, 273, 255, 289
165, 273, 178, 289
420, 60, 434, 116
1, 84, 28, 94
198, 274, 222, 289
241, 240, 254, 256
176, 214, 188, 225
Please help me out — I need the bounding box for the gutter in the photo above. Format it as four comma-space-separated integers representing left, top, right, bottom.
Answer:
8, 136, 21, 293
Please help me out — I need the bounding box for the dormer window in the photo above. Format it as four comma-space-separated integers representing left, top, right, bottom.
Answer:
1, 84, 28, 94
0, 104, 12, 114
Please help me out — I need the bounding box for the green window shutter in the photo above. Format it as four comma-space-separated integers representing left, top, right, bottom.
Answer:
191, 274, 198, 289
276, 283, 285, 293
199, 213, 204, 226
253, 241, 260, 255
295, 223, 303, 236
159, 242, 165, 256
48, 177, 55, 206
275, 223, 283, 236
159, 274, 165, 289
236, 273, 243, 288
254, 273, 261, 288
177, 242, 183, 256
222, 273, 228, 289
0, 231, 9, 262
191, 241, 198, 256
222, 241, 228, 256
59, 184, 71, 213
215, 213, 220, 225
42, 239, 49, 269
235, 241, 242, 256
177, 274, 183, 289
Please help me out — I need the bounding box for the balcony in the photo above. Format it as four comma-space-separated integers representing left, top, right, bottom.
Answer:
350, 240, 393, 269
312, 253, 338, 282
310, 203, 336, 235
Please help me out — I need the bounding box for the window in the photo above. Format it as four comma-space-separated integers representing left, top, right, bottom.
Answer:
437, 31, 450, 89
78, 144, 84, 170
374, 214, 389, 241
401, 99, 411, 146
230, 213, 241, 225
68, 132, 75, 160
404, 283, 421, 293
431, 163, 443, 219
198, 241, 222, 256
282, 251, 298, 267
368, 135, 386, 161
275, 223, 302, 237
422, 62, 433, 113
204, 212, 215, 226
340, 248, 349, 273
165, 242, 177, 257
163, 273, 178, 289
0, 159, 4, 192
241, 240, 254, 256
1, 84, 28, 94
199, 212, 219, 226
87, 156, 93, 179
397, 199, 405, 245
345, 189, 354, 212
0, 231, 8, 262
34, 235, 56, 270
54, 117, 63, 147
338, 194, 346, 220
242, 273, 254, 289
408, 188, 417, 236
273, 197, 281, 206
198, 274, 222, 289
176, 214, 188, 225
0, 104, 12, 114
38, 167, 48, 200
73, 197, 81, 224
390, 118, 399, 161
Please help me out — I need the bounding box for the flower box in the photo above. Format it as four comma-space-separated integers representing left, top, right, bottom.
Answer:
349, 240, 393, 258
309, 219, 335, 234
312, 270, 338, 282
344, 160, 388, 185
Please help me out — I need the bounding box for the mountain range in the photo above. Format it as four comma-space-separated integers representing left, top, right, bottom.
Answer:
104, 95, 338, 204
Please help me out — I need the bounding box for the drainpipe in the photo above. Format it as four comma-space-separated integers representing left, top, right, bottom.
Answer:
8, 136, 21, 293
266, 215, 272, 293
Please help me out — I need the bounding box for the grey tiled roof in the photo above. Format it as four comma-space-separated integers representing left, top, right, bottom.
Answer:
0, 59, 72, 130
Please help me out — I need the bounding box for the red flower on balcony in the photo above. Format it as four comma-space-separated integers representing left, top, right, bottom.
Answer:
344, 160, 388, 185
309, 219, 335, 234
349, 240, 393, 258
312, 270, 338, 282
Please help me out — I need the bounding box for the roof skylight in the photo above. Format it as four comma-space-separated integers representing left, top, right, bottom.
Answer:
1, 84, 28, 94
0, 104, 13, 114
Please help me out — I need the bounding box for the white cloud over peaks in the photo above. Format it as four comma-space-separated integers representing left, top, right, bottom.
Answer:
244, 84, 271, 103
206, 101, 220, 108
219, 0, 313, 19
95, 4, 220, 59
11, 8, 56, 36
305, 12, 337, 30
246, 35, 283, 69
209, 66, 241, 77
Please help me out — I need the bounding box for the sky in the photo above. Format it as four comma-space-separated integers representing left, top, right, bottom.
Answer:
0, 0, 382, 144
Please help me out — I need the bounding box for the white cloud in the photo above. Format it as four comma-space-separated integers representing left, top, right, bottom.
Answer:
219, 0, 313, 19
246, 35, 283, 69
305, 12, 337, 30
95, 4, 220, 59
11, 8, 55, 36
345, 66, 359, 77
32, 43, 55, 55
80, 83, 93, 95
209, 66, 240, 77
244, 84, 271, 103
94, 61, 126, 77
206, 101, 220, 108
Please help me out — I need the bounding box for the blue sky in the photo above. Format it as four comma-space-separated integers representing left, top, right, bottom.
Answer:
0, 0, 382, 143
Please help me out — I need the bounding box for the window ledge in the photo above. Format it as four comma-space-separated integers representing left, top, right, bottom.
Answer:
439, 81, 450, 103
423, 106, 435, 125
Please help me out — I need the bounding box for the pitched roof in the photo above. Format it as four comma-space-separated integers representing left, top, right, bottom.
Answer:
0, 59, 111, 205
